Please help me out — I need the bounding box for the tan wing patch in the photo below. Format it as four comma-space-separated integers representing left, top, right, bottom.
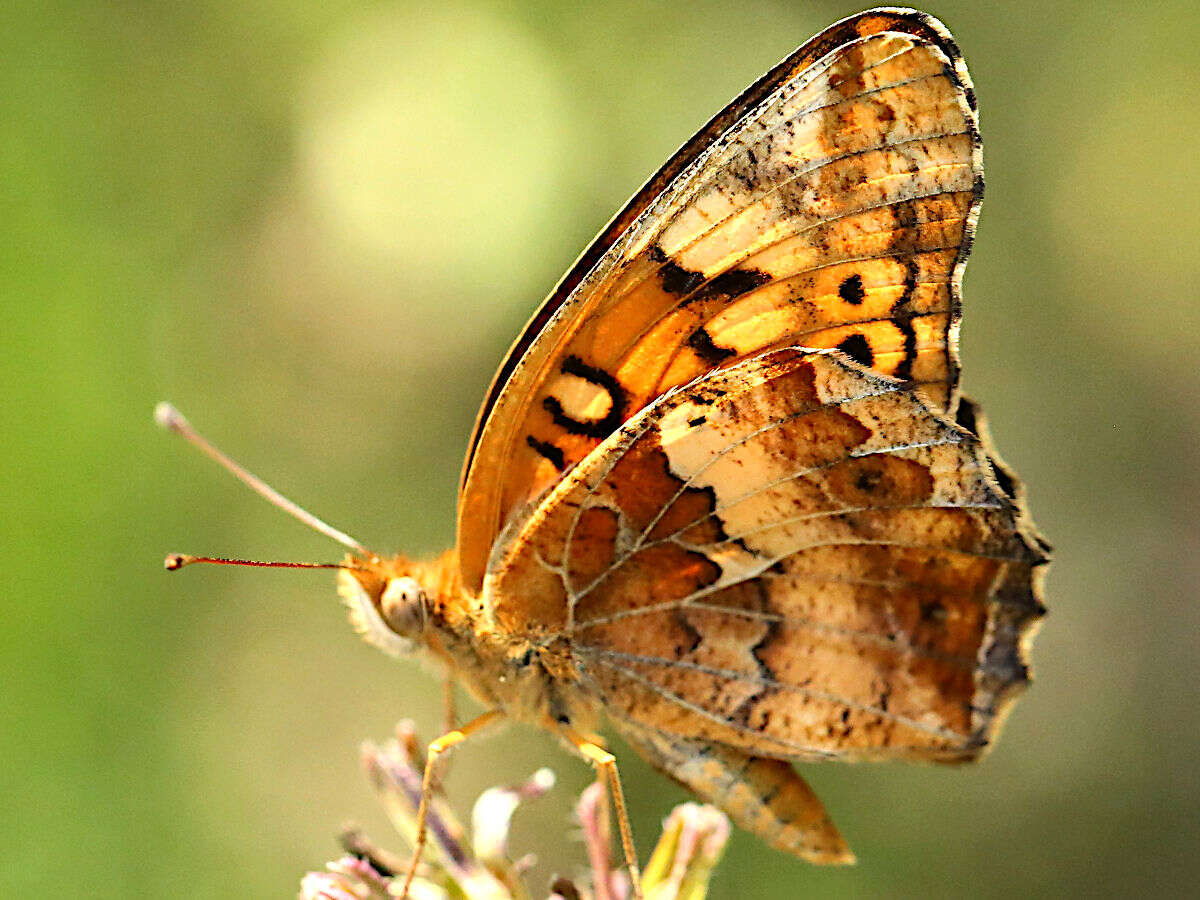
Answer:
485, 349, 1045, 761
613, 721, 854, 864
459, 21, 983, 593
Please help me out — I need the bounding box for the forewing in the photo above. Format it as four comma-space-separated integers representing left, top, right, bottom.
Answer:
458, 9, 982, 594
486, 349, 1047, 761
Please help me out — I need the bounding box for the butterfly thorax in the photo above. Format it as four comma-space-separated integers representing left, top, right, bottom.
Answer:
338, 550, 599, 734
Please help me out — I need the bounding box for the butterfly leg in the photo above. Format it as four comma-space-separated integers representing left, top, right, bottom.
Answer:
560, 725, 643, 900
428, 675, 459, 794
398, 709, 504, 900
617, 725, 854, 865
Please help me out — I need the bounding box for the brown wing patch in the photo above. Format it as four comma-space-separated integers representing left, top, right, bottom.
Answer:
485, 348, 1045, 761
823, 454, 936, 512
459, 14, 984, 593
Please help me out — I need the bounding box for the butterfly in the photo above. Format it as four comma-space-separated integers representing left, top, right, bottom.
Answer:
163, 8, 1048, 897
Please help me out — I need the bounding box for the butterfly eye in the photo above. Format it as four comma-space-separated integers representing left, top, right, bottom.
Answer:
379, 576, 427, 636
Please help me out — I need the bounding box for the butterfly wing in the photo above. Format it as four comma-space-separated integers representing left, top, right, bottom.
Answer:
487, 348, 1047, 761
458, 9, 983, 595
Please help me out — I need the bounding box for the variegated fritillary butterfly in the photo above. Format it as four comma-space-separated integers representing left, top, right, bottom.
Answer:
163, 8, 1048, 896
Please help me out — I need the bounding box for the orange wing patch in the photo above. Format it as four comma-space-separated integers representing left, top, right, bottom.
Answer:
459, 21, 983, 594
486, 349, 1045, 761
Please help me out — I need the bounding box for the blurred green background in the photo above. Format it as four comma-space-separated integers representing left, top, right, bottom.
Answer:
3, 1, 1197, 896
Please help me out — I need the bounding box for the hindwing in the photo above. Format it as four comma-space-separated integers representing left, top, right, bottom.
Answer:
486, 348, 1046, 760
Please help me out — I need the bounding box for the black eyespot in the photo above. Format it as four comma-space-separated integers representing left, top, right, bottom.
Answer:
838, 273, 865, 305
837, 332, 874, 368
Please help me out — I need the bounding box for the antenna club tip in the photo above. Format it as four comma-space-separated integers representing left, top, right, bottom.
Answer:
164, 553, 195, 571
154, 402, 188, 432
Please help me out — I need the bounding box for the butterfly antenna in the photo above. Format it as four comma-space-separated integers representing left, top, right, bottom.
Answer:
163, 553, 368, 572
155, 401, 374, 559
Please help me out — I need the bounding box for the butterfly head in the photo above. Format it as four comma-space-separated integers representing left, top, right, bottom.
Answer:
378, 574, 428, 637
338, 557, 433, 656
